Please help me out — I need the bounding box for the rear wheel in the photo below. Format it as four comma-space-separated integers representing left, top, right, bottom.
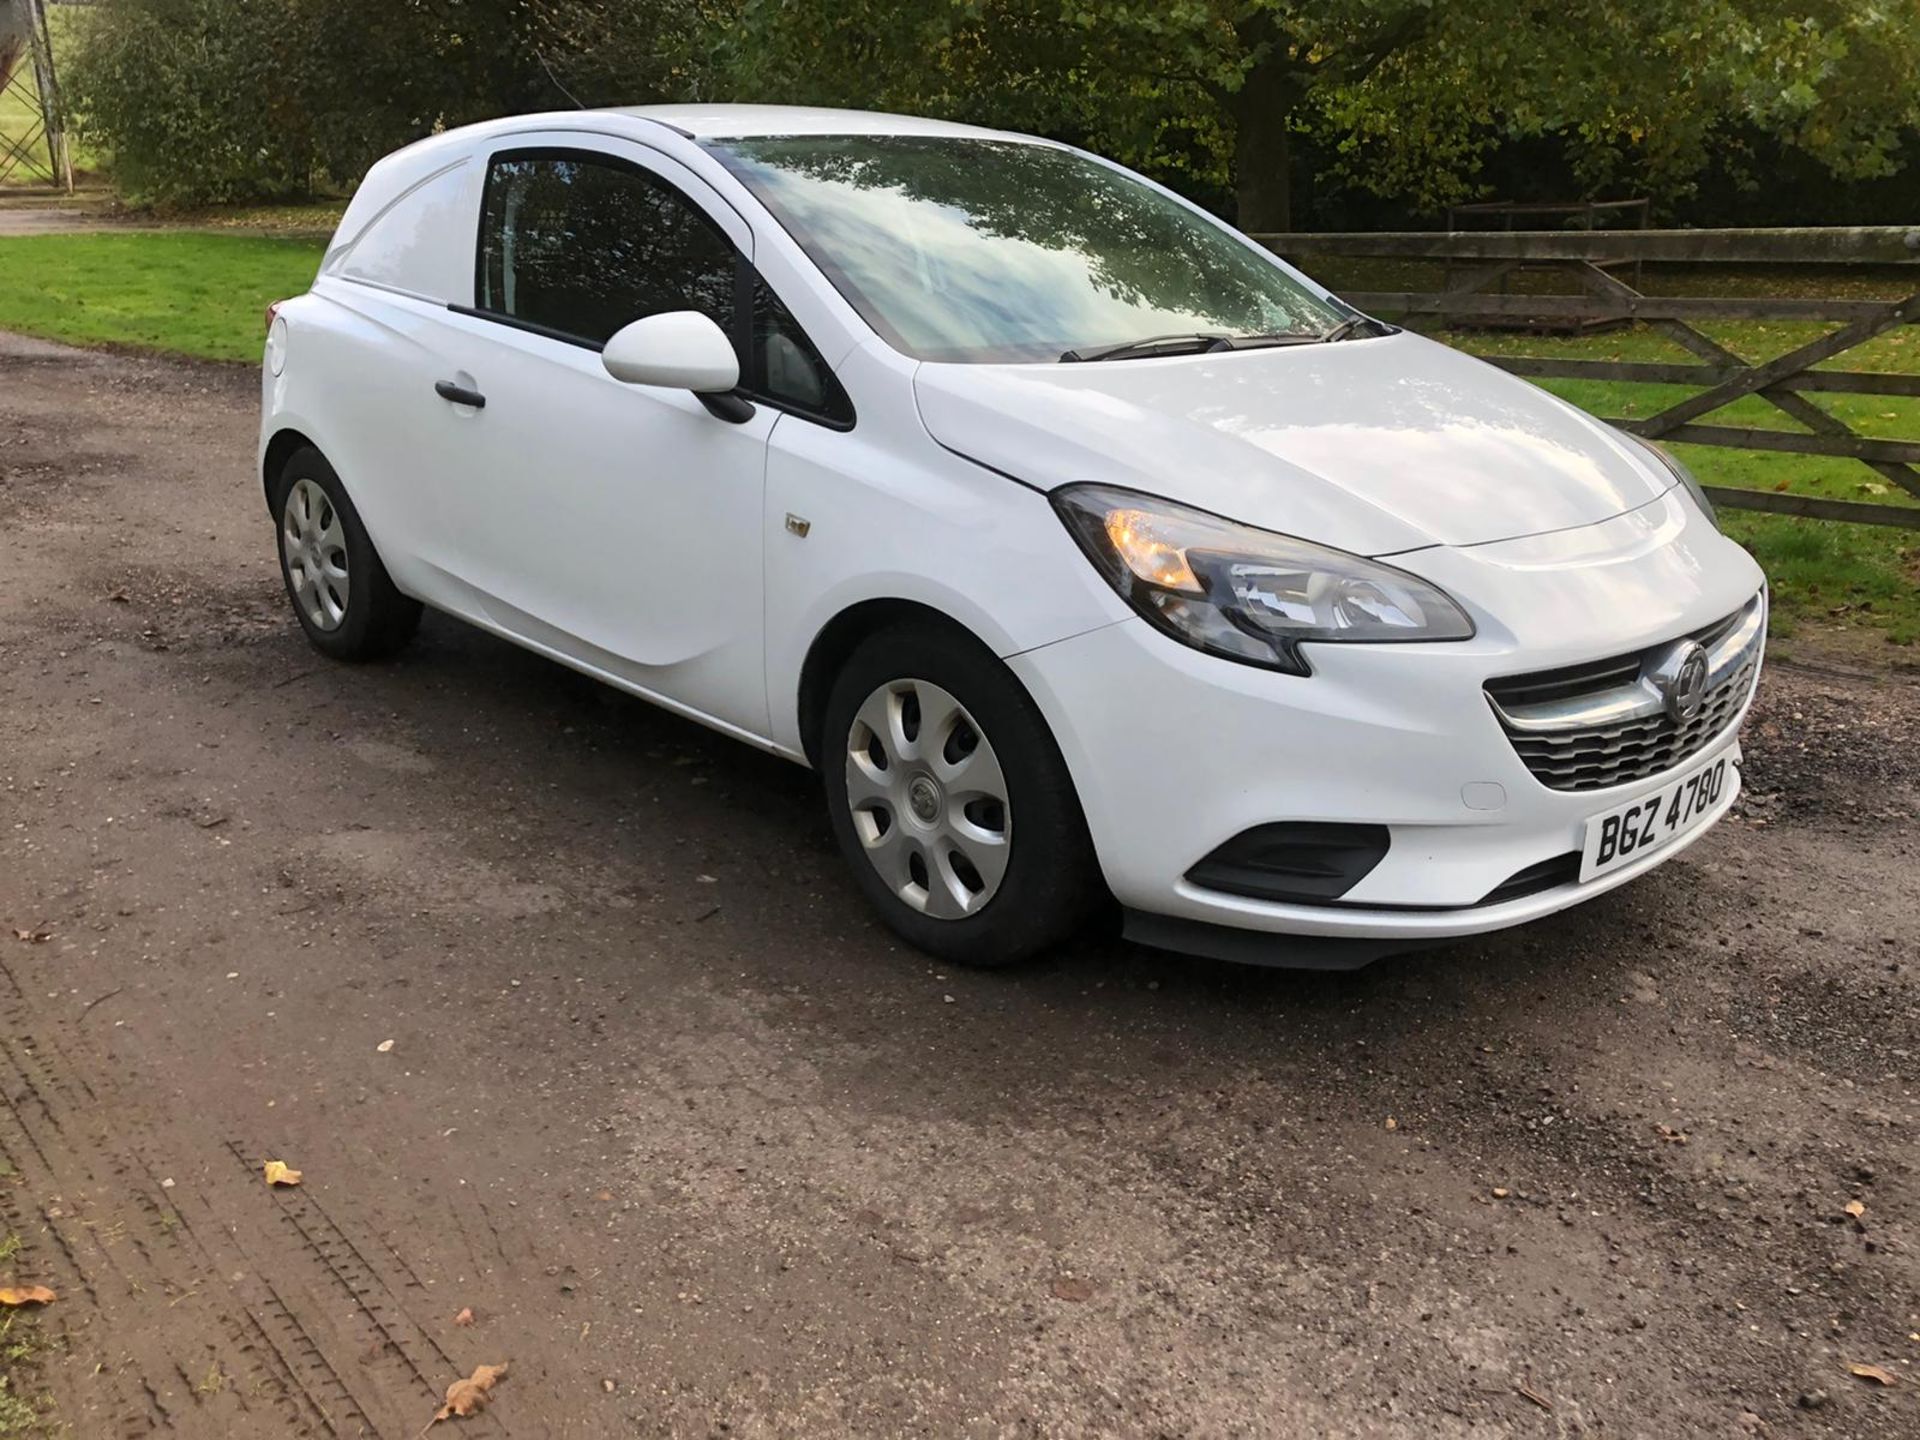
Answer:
270, 447, 420, 660
822, 622, 1104, 966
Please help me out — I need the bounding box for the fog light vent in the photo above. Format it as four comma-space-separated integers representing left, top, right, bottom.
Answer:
1186, 823, 1390, 904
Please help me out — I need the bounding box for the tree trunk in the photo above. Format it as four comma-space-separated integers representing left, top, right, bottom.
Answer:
1231, 53, 1295, 234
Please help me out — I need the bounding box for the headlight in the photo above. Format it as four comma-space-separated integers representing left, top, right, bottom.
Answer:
1629, 434, 1717, 529
1052, 484, 1474, 675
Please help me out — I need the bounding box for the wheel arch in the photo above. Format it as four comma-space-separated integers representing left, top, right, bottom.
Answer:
795, 599, 1002, 770
262, 426, 320, 506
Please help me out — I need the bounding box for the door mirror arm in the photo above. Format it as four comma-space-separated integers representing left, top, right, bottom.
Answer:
697, 392, 757, 425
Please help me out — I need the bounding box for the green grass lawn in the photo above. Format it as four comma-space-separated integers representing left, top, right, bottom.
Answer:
0, 231, 323, 360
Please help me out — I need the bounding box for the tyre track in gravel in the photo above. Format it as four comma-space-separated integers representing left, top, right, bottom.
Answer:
0, 936, 518, 1437
1, 334, 529, 1436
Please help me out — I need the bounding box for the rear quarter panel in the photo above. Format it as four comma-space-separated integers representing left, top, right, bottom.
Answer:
261, 282, 466, 602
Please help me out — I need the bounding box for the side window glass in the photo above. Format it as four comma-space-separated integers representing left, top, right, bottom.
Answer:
750, 278, 853, 425
478, 153, 737, 346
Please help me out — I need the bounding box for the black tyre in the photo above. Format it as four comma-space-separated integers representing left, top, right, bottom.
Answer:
822, 620, 1105, 966
270, 447, 421, 661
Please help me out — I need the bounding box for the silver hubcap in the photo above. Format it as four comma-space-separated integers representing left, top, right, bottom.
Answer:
845, 678, 1011, 919
281, 478, 350, 632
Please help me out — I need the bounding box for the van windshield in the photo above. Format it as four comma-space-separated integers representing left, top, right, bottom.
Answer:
707, 135, 1345, 364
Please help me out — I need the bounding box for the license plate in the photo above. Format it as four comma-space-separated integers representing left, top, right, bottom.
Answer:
1579, 744, 1740, 882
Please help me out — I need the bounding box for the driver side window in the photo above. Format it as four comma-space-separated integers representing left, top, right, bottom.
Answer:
478, 151, 736, 346
475, 147, 853, 426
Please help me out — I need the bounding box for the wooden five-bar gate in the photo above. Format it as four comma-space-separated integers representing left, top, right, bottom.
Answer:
1254, 226, 1920, 530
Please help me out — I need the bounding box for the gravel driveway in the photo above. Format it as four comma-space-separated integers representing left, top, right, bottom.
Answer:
0, 330, 1915, 1437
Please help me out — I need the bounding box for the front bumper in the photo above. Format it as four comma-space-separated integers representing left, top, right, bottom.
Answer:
1010, 499, 1766, 949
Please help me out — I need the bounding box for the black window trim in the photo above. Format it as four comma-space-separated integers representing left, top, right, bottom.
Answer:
461, 144, 855, 432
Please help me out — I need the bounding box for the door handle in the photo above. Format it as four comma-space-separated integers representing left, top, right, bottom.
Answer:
435, 380, 486, 409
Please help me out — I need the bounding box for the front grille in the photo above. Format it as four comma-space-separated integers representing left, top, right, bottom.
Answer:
1502, 660, 1755, 790
1485, 592, 1764, 793
1484, 654, 1641, 710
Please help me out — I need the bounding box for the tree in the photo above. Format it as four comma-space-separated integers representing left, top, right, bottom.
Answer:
720, 0, 1920, 231
297, 0, 704, 182
63, 0, 324, 204
65, 0, 703, 204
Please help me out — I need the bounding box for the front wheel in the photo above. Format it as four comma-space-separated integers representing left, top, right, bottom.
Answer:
270, 447, 421, 661
822, 622, 1105, 966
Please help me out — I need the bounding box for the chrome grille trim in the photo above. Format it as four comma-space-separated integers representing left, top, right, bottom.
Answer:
1485, 591, 1765, 793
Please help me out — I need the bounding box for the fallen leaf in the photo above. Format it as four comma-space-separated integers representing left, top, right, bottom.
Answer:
262, 1160, 302, 1187
427, 1361, 509, 1427
376, 1039, 395, 1053
1844, 1200, 1866, 1218
1492, 1187, 1511, 1199
12, 929, 50, 944
0, 1286, 55, 1307
1050, 1276, 1094, 1303
1849, 1363, 1897, 1386
453, 1307, 474, 1327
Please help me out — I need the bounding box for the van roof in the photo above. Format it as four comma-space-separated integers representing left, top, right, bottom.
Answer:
609, 104, 1032, 144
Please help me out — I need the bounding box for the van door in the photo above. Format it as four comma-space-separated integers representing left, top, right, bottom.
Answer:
419, 138, 778, 740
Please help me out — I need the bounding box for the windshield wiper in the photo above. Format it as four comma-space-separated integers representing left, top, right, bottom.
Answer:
1061, 332, 1234, 363
1060, 330, 1326, 363
1319, 315, 1376, 343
